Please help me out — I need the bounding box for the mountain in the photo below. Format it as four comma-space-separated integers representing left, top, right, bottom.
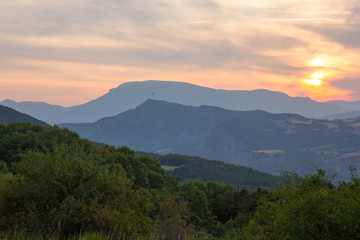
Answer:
322, 100, 360, 119
0, 99, 65, 125
60, 99, 360, 181
327, 100, 360, 112
0, 105, 48, 126
1, 80, 347, 124
324, 111, 360, 120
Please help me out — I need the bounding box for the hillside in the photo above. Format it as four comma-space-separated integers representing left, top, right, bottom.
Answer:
1, 80, 347, 124
136, 152, 283, 190
61, 99, 360, 181
0, 122, 273, 239
0, 105, 48, 126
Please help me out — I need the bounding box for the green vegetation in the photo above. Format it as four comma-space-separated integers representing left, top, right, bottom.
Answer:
1, 122, 360, 239
0, 123, 263, 239
61, 99, 360, 182
237, 169, 360, 239
137, 152, 283, 191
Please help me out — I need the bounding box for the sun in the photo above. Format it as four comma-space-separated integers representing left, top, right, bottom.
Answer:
304, 71, 326, 86
304, 79, 322, 86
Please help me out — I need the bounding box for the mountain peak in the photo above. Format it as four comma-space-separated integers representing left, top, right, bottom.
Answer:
0, 99, 16, 104
135, 99, 168, 108
134, 99, 193, 114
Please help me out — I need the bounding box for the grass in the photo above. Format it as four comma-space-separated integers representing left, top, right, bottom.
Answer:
161, 165, 180, 171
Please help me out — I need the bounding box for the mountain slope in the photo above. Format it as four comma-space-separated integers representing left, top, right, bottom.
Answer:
136, 152, 283, 190
0, 99, 65, 125
61, 99, 360, 181
1, 80, 346, 124
0, 105, 48, 126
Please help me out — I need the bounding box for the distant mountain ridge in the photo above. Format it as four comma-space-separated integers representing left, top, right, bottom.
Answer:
324, 111, 360, 120
60, 99, 360, 182
1, 80, 354, 124
0, 105, 48, 126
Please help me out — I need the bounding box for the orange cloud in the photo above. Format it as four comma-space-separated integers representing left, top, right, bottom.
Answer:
0, 0, 360, 106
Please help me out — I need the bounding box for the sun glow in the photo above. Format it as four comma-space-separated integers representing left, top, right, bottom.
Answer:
309, 58, 327, 67
304, 70, 326, 86
312, 72, 326, 79
304, 79, 322, 86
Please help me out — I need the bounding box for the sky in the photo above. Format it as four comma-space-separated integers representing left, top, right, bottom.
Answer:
1, 0, 360, 106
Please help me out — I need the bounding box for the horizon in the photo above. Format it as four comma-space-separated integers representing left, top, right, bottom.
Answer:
1, 1, 359, 106
1, 79, 357, 108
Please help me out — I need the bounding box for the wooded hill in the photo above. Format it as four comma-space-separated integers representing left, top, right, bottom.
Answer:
1, 123, 360, 239
136, 152, 283, 191
61, 99, 360, 182
0, 122, 267, 239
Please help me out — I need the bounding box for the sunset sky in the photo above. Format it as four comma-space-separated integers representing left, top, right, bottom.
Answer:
1, 0, 360, 106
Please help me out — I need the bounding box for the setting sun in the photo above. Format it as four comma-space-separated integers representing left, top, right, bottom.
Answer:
304, 79, 322, 86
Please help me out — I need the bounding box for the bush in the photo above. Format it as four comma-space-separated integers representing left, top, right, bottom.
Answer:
241, 169, 360, 240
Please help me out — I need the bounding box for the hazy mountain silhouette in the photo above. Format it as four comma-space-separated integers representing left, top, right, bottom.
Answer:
327, 100, 360, 111
0, 80, 348, 124
60, 99, 360, 181
0, 105, 48, 126
0, 99, 65, 124
324, 111, 360, 120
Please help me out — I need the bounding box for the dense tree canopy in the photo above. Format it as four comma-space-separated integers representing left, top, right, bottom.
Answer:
1, 122, 359, 239
0, 123, 263, 239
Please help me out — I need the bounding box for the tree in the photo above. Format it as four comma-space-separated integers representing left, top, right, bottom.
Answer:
0, 147, 154, 238
241, 169, 360, 240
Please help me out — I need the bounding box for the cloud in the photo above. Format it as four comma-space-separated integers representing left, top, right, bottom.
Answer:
298, 0, 360, 49
0, 0, 360, 104
325, 76, 360, 100
332, 77, 360, 92
302, 24, 360, 49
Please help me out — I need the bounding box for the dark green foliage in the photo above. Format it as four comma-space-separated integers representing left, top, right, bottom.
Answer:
0, 122, 261, 239
0, 123, 78, 166
138, 153, 283, 190
2, 122, 360, 240
0, 123, 177, 238
239, 169, 360, 240
155, 196, 195, 240
178, 180, 263, 237
0, 149, 153, 237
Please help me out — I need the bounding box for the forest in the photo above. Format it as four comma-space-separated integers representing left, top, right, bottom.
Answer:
136, 152, 283, 191
1, 122, 360, 239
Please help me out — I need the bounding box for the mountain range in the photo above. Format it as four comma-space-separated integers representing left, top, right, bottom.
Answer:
0, 103, 282, 189
60, 99, 360, 182
2, 80, 360, 124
